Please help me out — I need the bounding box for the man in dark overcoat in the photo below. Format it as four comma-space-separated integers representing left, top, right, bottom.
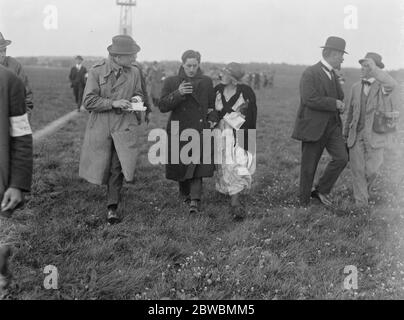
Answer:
158, 50, 219, 214
0, 65, 33, 291
292, 36, 349, 206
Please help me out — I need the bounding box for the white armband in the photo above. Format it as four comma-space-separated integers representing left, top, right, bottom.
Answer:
10, 113, 32, 137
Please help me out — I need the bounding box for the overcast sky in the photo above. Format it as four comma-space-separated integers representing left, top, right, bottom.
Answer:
1, 0, 404, 68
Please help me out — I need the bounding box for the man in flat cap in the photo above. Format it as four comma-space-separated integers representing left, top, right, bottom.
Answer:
69, 55, 88, 111
79, 35, 150, 225
0, 32, 34, 113
292, 36, 349, 207
344, 53, 399, 207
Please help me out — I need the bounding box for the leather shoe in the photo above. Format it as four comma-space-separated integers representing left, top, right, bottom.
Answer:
311, 190, 333, 206
106, 209, 121, 225
189, 200, 200, 214
231, 205, 247, 221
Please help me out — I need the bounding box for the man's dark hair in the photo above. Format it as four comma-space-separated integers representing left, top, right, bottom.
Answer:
181, 50, 201, 64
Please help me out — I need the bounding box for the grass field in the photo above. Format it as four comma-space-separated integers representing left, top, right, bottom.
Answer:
1, 65, 404, 300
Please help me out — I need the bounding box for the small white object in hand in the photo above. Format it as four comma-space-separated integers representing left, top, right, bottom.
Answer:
129, 96, 147, 112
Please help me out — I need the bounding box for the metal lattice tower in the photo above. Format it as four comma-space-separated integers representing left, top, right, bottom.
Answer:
116, 0, 136, 36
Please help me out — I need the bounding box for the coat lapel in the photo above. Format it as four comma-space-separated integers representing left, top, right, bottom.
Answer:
366, 82, 380, 110
352, 83, 362, 115
112, 69, 129, 90
190, 78, 204, 108
315, 63, 333, 95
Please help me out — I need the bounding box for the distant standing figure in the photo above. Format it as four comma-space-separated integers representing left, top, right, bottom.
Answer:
253, 72, 261, 90
344, 53, 399, 207
0, 32, 34, 112
292, 36, 349, 207
69, 55, 88, 111
263, 73, 269, 88
247, 73, 253, 87
268, 70, 275, 88
148, 61, 165, 107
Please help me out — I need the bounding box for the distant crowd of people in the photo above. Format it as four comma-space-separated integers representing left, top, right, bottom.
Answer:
0, 32, 400, 292
245, 71, 276, 90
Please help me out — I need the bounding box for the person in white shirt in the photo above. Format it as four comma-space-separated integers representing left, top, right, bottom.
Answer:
69, 55, 88, 111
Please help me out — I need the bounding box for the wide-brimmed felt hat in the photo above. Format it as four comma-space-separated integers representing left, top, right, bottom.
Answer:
0, 32, 12, 49
359, 52, 385, 69
223, 62, 245, 81
107, 35, 140, 55
321, 36, 348, 54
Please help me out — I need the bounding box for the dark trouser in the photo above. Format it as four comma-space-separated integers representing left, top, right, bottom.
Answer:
152, 97, 160, 107
73, 85, 84, 108
107, 143, 124, 209
299, 121, 348, 205
179, 178, 203, 201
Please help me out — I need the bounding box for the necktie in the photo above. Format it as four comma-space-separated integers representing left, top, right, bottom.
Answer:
330, 69, 336, 81
322, 64, 334, 80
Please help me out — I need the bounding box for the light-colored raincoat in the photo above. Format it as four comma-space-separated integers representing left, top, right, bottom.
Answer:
79, 58, 144, 185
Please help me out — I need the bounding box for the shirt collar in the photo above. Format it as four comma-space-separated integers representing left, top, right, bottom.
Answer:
104, 56, 124, 77
363, 77, 375, 83
320, 59, 333, 72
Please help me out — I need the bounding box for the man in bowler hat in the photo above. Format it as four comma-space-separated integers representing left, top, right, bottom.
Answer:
292, 36, 349, 206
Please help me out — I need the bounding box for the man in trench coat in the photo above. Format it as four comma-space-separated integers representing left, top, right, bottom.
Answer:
79, 35, 149, 224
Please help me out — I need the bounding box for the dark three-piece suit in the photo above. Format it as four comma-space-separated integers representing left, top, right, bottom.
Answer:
69, 65, 87, 109
292, 62, 349, 205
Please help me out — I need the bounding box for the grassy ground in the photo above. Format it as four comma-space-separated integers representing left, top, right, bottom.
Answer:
1, 66, 404, 300
27, 66, 78, 131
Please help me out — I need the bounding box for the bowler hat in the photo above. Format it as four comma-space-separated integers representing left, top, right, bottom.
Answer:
359, 52, 385, 69
0, 32, 12, 49
321, 36, 348, 54
223, 62, 245, 81
107, 35, 141, 55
